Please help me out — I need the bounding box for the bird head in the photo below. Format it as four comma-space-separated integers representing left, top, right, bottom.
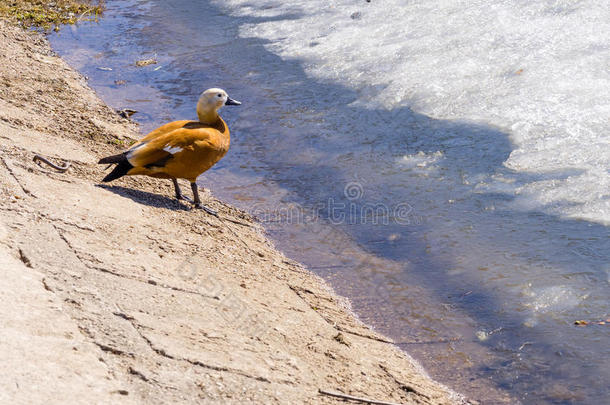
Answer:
197, 88, 240, 119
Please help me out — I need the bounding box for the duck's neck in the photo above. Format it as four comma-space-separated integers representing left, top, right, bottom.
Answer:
196, 99, 221, 125
197, 108, 220, 125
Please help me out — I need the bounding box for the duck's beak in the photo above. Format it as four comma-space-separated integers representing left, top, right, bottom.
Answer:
225, 97, 241, 106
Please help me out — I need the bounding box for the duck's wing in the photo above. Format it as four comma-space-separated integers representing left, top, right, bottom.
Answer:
126, 126, 220, 169
129, 120, 192, 149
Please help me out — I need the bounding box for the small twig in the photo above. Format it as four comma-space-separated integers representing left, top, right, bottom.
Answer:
396, 337, 462, 345
218, 215, 253, 227
76, 8, 93, 22
18, 248, 33, 268
318, 389, 404, 405
33, 154, 71, 172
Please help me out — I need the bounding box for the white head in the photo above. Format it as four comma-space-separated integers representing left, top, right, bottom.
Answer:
196, 88, 241, 123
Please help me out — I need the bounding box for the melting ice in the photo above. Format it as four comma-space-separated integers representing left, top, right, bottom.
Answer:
216, 0, 610, 223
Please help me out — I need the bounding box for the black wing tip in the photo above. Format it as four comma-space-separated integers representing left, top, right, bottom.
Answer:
101, 160, 133, 182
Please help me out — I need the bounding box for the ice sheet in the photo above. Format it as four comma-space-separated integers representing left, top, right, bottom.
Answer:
216, 0, 610, 223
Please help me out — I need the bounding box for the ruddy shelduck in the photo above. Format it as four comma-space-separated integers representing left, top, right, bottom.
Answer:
98, 88, 241, 215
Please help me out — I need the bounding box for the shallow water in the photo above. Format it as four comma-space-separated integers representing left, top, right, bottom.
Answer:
50, 1, 609, 403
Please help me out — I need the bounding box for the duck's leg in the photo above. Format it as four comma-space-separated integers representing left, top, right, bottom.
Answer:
191, 182, 218, 216
173, 178, 193, 202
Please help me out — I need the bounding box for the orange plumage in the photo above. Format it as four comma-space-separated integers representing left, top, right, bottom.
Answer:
98, 88, 241, 214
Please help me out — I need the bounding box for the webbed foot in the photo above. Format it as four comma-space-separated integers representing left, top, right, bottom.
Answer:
194, 203, 218, 217
176, 194, 193, 203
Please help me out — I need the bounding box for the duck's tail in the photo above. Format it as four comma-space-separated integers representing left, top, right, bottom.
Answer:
98, 152, 126, 164
98, 153, 133, 182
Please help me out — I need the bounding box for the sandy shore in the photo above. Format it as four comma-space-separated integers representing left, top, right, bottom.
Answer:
0, 20, 467, 404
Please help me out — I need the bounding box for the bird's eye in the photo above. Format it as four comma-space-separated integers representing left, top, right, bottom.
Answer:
217, 94, 222, 97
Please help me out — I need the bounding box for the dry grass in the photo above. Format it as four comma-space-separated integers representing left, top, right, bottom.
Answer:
0, 0, 104, 30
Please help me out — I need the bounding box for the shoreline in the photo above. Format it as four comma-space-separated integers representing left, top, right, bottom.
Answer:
0, 19, 467, 405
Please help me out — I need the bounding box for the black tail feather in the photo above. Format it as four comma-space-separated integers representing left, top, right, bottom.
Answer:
102, 160, 133, 182
98, 152, 127, 164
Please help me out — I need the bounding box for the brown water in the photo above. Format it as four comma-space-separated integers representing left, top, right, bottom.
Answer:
49, 1, 610, 403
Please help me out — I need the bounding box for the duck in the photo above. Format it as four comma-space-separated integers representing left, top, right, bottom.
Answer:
98, 88, 241, 215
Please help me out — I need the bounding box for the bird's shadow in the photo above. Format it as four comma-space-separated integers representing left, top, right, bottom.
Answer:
96, 184, 191, 211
